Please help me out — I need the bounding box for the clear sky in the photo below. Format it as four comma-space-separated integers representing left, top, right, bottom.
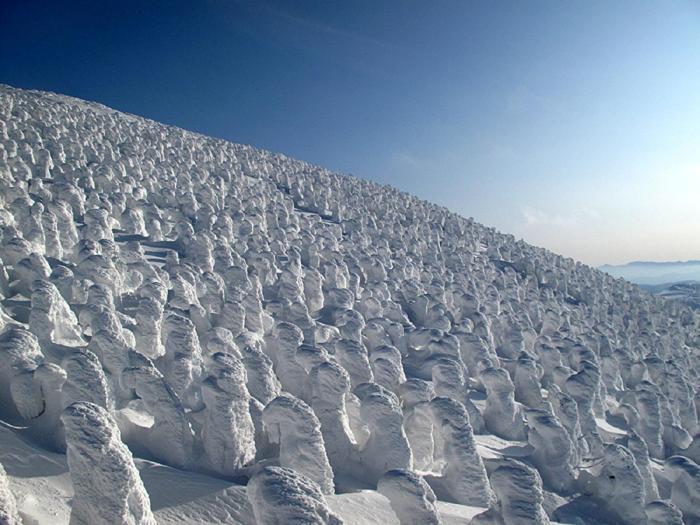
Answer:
1, 1, 698, 266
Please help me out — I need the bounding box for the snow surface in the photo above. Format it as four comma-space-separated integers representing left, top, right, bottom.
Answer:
0, 84, 699, 524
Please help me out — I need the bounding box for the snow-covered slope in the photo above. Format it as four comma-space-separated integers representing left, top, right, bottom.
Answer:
0, 84, 698, 524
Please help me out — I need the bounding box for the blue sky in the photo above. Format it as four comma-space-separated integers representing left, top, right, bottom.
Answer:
1, 1, 698, 265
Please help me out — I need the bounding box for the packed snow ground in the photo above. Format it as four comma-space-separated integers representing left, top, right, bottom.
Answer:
0, 84, 698, 524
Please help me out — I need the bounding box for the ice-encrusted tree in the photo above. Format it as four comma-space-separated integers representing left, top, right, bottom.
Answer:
355, 382, 413, 484
61, 402, 156, 525
247, 466, 343, 525
262, 393, 335, 494
199, 351, 256, 476
480, 366, 527, 441
121, 363, 194, 469
377, 469, 441, 525
523, 408, 575, 493
424, 396, 494, 507
664, 455, 700, 524
309, 361, 358, 480
29, 279, 84, 347
644, 500, 685, 525
472, 459, 550, 525
0, 326, 44, 423
0, 462, 21, 525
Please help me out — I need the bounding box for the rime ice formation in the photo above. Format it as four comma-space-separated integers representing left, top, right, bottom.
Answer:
334, 338, 373, 388
262, 393, 335, 494
159, 311, 203, 407
22, 362, 68, 450
1, 84, 700, 524
627, 430, 659, 503
0, 462, 21, 525
524, 407, 576, 493
579, 443, 647, 524
29, 279, 84, 347
480, 366, 527, 441
355, 382, 413, 484
377, 469, 441, 525
0, 326, 44, 423
309, 361, 358, 481
121, 363, 194, 469
62, 402, 156, 525
400, 379, 436, 471
425, 396, 494, 507
239, 340, 281, 405
199, 351, 256, 476
130, 296, 164, 359
664, 455, 700, 524
472, 459, 550, 525
61, 348, 111, 409
247, 466, 343, 525
645, 500, 685, 525
431, 356, 485, 433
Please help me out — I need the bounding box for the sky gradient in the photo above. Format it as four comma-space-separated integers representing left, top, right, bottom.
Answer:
1, 0, 698, 266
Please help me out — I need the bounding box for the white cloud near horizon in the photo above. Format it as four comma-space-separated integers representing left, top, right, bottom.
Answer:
521, 205, 600, 227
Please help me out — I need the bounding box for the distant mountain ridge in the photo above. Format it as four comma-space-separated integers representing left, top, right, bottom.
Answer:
618, 260, 700, 266
599, 260, 700, 285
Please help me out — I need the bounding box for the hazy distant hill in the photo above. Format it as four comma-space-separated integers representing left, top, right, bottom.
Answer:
639, 281, 700, 310
599, 260, 700, 285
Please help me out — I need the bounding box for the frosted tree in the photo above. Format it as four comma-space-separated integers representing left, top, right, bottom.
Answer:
355, 383, 412, 484
480, 366, 526, 441
247, 467, 343, 525
472, 459, 550, 525
29, 279, 84, 347
309, 361, 358, 480
199, 352, 256, 476
644, 500, 685, 525
425, 396, 494, 507
523, 408, 575, 493
378, 469, 441, 525
121, 364, 194, 469
0, 462, 21, 525
262, 393, 334, 494
62, 402, 156, 525
664, 455, 700, 524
